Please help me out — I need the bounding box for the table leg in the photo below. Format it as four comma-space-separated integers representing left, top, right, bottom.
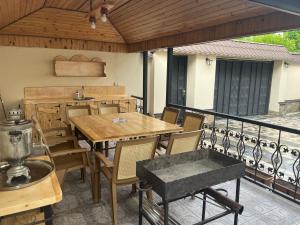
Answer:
43, 205, 53, 225
202, 192, 207, 221
234, 178, 241, 225
164, 200, 169, 225
139, 182, 144, 225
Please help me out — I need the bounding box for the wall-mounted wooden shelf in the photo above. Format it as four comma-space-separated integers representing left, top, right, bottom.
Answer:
54, 55, 106, 77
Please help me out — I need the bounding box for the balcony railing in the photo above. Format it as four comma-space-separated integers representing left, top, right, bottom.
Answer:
167, 103, 300, 204
131, 95, 300, 204
131, 95, 144, 114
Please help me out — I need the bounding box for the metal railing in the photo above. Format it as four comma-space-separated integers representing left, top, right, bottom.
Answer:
167, 103, 300, 204
131, 95, 144, 114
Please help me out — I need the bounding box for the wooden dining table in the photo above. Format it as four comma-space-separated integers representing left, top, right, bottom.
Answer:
69, 112, 183, 147
70, 112, 183, 202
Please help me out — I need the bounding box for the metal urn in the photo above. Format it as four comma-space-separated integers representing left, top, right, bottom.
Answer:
0, 120, 33, 184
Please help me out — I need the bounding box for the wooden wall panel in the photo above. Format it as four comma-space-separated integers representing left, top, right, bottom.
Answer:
0, 34, 128, 52
0, 8, 125, 43
0, 0, 45, 29
128, 11, 300, 52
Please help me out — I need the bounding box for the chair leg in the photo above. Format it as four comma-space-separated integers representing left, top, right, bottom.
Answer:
146, 190, 153, 203
93, 158, 101, 203
80, 168, 86, 183
129, 183, 137, 197
105, 141, 109, 157
111, 182, 118, 225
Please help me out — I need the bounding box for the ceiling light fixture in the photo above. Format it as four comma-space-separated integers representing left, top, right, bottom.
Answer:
89, 16, 96, 29
100, 7, 108, 23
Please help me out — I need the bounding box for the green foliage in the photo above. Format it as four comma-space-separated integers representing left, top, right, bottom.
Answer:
240, 30, 300, 52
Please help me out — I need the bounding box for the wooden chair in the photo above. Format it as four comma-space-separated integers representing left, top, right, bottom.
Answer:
94, 136, 158, 225
98, 103, 121, 156
32, 116, 92, 186
66, 105, 92, 132
165, 130, 203, 155
182, 112, 205, 132
98, 103, 120, 115
160, 111, 205, 149
65, 105, 92, 142
161, 106, 180, 124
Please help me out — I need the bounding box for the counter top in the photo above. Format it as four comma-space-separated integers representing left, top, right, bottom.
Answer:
23, 95, 135, 104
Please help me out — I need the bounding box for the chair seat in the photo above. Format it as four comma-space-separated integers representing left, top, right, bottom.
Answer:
50, 140, 75, 152
54, 153, 84, 171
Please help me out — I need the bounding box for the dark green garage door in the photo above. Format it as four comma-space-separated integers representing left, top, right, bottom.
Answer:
214, 59, 273, 116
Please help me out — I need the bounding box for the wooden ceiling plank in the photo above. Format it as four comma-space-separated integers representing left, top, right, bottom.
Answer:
122, 4, 266, 42
45, 0, 87, 10
0, 0, 44, 29
128, 11, 300, 52
115, 0, 239, 35
110, 0, 185, 26
0, 8, 125, 43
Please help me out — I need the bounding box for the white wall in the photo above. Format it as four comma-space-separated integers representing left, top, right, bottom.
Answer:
0, 46, 143, 119
186, 55, 216, 109
150, 51, 167, 115
285, 64, 300, 101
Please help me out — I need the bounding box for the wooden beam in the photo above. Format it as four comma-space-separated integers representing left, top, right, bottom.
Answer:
143, 51, 148, 114
128, 11, 300, 52
166, 48, 173, 106
248, 0, 300, 16
0, 35, 128, 52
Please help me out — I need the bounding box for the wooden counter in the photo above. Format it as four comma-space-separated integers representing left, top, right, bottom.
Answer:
23, 86, 137, 130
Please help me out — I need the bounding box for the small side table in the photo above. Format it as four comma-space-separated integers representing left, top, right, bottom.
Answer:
0, 156, 62, 225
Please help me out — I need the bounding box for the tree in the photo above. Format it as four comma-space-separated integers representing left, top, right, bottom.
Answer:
240, 29, 300, 52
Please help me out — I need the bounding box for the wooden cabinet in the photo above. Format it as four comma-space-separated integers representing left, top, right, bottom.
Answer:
24, 99, 136, 130
35, 103, 65, 130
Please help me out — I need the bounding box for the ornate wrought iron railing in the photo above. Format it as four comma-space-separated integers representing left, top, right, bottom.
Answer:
168, 103, 300, 204
131, 95, 144, 114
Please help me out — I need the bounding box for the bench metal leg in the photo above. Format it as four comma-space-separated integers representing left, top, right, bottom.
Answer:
202, 192, 207, 221
164, 200, 169, 225
234, 178, 241, 225
139, 182, 144, 225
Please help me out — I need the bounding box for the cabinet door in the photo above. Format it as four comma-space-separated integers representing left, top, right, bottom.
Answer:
36, 103, 64, 130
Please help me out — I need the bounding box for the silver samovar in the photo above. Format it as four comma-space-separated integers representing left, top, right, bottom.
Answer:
0, 120, 33, 184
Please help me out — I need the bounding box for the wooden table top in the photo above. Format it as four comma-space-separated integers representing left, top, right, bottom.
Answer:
70, 112, 183, 143
0, 156, 62, 217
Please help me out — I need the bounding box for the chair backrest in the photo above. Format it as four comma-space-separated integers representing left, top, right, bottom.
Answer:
66, 105, 91, 130
166, 130, 202, 155
182, 112, 205, 132
161, 107, 180, 124
98, 103, 120, 114
31, 116, 52, 156
32, 116, 47, 145
112, 136, 158, 183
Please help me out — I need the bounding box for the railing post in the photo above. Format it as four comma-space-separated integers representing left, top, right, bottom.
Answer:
143, 51, 148, 114
166, 48, 173, 106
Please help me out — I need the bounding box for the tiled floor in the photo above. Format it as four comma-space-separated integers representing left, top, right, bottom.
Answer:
53, 170, 300, 225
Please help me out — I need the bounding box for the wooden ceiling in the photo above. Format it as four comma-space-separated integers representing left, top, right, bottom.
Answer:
1, 0, 300, 52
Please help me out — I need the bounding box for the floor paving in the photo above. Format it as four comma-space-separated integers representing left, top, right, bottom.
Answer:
53, 169, 300, 225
